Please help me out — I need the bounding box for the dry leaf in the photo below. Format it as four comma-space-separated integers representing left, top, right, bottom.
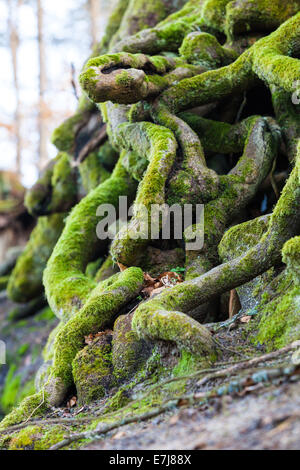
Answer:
84, 334, 94, 345
240, 315, 251, 323
150, 286, 166, 297
143, 272, 156, 285
117, 262, 128, 272
169, 415, 179, 425
229, 289, 241, 319
67, 396, 77, 408
112, 431, 126, 440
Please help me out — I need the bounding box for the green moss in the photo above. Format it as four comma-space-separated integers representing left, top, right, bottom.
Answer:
34, 306, 56, 322
172, 350, 199, 377
97, 140, 119, 171
43, 267, 144, 406
95, 256, 119, 282
7, 213, 65, 303
282, 236, 300, 284
0, 365, 36, 415
8, 425, 66, 450
179, 31, 237, 67
73, 340, 113, 404
17, 343, 30, 356
0, 391, 48, 430
112, 313, 151, 382
0, 366, 21, 414
132, 292, 216, 357
104, 389, 130, 412
43, 157, 137, 319
48, 152, 78, 212
255, 280, 300, 350
111, 122, 177, 265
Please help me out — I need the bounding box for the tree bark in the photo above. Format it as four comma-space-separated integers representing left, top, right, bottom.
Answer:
88, 0, 100, 48
37, 0, 48, 171
7, 0, 22, 177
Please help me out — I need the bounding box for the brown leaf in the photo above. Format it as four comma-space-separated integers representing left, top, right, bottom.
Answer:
240, 315, 251, 323
117, 262, 128, 272
141, 286, 155, 297
67, 396, 77, 408
112, 431, 126, 440
84, 334, 94, 345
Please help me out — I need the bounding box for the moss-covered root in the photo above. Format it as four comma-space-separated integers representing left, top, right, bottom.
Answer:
225, 0, 300, 40
132, 303, 216, 358
43, 157, 137, 321
73, 331, 113, 405
132, 140, 300, 348
44, 267, 144, 406
25, 152, 78, 217
112, 312, 152, 382
152, 101, 220, 205
282, 236, 300, 285
80, 52, 175, 104
0, 392, 48, 431
113, 0, 299, 55
179, 31, 238, 68
159, 13, 300, 114
271, 85, 300, 162
51, 96, 95, 153
183, 115, 276, 280
110, 122, 177, 266
7, 214, 66, 303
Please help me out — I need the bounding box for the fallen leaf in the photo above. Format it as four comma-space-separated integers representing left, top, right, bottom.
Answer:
143, 272, 156, 286
169, 415, 179, 425
229, 289, 241, 319
112, 431, 126, 440
150, 286, 166, 297
117, 262, 128, 272
84, 334, 94, 345
67, 396, 77, 408
240, 316, 251, 323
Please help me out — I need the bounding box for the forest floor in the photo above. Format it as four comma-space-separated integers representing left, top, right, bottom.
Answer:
84, 380, 300, 450
0, 292, 299, 450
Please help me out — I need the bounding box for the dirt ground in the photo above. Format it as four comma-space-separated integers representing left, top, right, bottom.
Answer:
84, 379, 300, 450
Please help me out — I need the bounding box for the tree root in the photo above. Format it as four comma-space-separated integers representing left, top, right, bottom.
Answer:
48, 340, 300, 450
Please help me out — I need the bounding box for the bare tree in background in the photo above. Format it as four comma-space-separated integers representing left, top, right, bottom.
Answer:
88, 0, 100, 48
37, 0, 48, 171
7, 0, 22, 177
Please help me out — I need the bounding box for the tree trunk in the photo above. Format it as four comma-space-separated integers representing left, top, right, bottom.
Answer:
7, 0, 22, 177
37, 0, 48, 171
88, 0, 100, 48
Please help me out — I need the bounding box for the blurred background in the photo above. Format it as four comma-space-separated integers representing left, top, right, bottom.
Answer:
0, 0, 115, 187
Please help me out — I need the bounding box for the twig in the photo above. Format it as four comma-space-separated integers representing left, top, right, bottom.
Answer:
0, 416, 93, 436
73, 124, 107, 166
213, 338, 249, 358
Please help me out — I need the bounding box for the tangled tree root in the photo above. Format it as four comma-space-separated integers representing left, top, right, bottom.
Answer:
2, 0, 300, 428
